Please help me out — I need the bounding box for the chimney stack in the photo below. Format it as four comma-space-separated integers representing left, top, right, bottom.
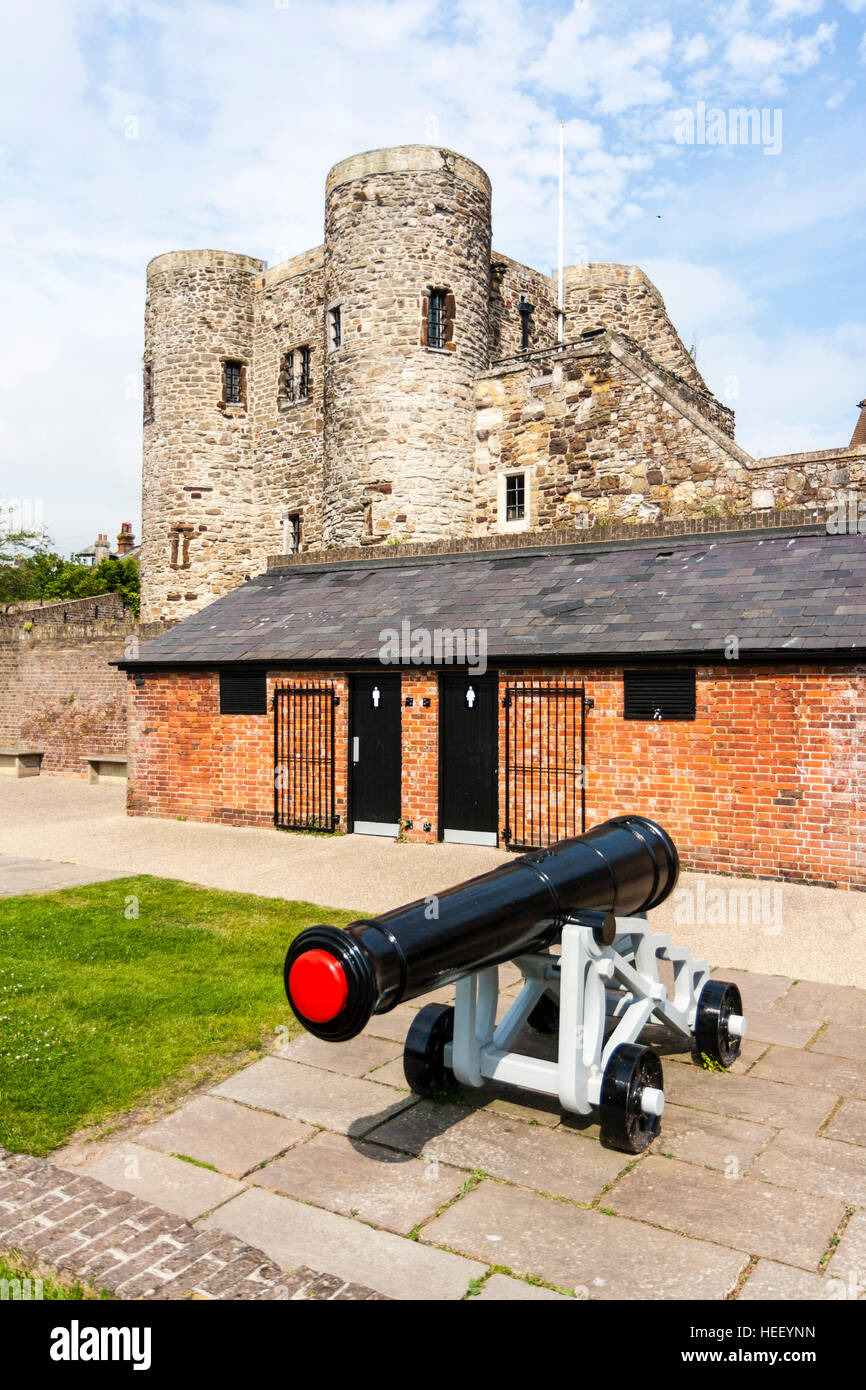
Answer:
116, 521, 135, 556
93, 533, 110, 564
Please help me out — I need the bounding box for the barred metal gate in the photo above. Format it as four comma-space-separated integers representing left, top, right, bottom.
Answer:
502, 680, 587, 849
274, 683, 338, 832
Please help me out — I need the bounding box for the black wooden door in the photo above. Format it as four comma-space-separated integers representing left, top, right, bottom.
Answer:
350, 674, 401, 834
440, 672, 498, 845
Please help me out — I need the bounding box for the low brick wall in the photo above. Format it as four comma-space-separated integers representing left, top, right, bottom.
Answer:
126, 661, 866, 890
0, 595, 172, 777
0, 1146, 384, 1300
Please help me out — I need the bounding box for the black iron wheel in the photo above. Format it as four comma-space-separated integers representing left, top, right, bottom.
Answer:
693, 980, 743, 1068
599, 1043, 664, 1153
403, 1003, 456, 1097
527, 990, 560, 1035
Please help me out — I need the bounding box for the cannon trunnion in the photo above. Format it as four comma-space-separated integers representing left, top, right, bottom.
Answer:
283, 816, 746, 1153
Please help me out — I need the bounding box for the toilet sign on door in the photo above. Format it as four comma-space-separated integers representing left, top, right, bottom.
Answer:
466, 685, 476, 708
372, 686, 381, 708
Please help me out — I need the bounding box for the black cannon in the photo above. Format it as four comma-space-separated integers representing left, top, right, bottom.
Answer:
283, 815, 746, 1152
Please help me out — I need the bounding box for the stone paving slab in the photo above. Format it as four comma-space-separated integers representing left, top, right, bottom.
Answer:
377, 1105, 629, 1204
200, 1186, 485, 1300
606, 1156, 843, 1269
665, 1039, 767, 1074
811, 1023, 866, 1062
421, 1181, 747, 1300
749, 1127, 866, 1204
824, 1098, 866, 1146
771, 981, 866, 1027
363, 1003, 424, 1043
364, 1057, 411, 1088
739, 1008, 822, 1049
825, 1209, 866, 1285
212, 1057, 417, 1135
738, 1260, 835, 1301
136, 1097, 315, 1179
656, 1104, 773, 1172
663, 1062, 838, 1131
249, 1131, 466, 1234
278, 1032, 401, 1078
76, 1142, 245, 1222
710, 969, 794, 1011
751, 1045, 866, 1099
475, 1272, 572, 1301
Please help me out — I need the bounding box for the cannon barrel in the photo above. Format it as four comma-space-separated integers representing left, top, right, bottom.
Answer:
283, 815, 679, 1041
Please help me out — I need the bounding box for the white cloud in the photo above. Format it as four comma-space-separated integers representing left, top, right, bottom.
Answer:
767, 0, 824, 17
681, 34, 710, 65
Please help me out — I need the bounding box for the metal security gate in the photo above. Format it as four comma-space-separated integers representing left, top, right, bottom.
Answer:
274, 683, 337, 831
502, 680, 587, 849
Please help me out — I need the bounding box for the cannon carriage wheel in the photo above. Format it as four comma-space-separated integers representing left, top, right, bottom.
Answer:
599, 1043, 665, 1153
403, 1003, 456, 1097
693, 980, 744, 1068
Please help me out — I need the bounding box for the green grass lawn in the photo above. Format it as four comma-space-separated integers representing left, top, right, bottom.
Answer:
0, 1251, 109, 1300
0, 876, 359, 1156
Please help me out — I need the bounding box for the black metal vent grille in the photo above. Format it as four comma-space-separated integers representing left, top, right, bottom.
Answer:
219, 669, 267, 716
623, 669, 696, 721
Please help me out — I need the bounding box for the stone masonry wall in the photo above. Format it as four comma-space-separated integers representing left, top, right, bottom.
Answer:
321, 146, 493, 547
563, 263, 707, 395
473, 338, 752, 532
251, 248, 327, 564
142, 250, 265, 624
489, 253, 559, 361
0, 594, 137, 775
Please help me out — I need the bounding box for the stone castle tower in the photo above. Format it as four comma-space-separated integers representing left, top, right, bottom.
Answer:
142, 143, 806, 624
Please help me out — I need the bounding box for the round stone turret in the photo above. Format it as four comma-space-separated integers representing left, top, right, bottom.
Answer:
322, 145, 492, 546
141, 249, 265, 622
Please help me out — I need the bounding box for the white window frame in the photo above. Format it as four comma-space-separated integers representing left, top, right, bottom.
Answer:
498, 469, 531, 532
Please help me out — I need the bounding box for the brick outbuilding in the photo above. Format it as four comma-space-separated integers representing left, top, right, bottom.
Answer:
120, 516, 866, 890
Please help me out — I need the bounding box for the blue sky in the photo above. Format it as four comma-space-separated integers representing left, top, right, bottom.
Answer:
1, 0, 864, 554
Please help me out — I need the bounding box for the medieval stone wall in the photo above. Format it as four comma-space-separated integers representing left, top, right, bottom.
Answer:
489, 253, 558, 360
251, 248, 326, 564
321, 146, 493, 547
563, 263, 706, 394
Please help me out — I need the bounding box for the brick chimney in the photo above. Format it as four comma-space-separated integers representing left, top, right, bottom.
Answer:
851, 400, 866, 450
93, 533, 110, 564
116, 521, 135, 556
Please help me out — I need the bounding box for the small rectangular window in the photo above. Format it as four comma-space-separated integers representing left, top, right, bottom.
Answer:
285, 511, 301, 552
428, 289, 446, 350
224, 360, 243, 404
518, 295, 534, 351
328, 306, 342, 352
297, 346, 310, 400
505, 473, 526, 522
143, 363, 153, 419
281, 349, 295, 403
219, 669, 267, 715
623, 669, 696, 722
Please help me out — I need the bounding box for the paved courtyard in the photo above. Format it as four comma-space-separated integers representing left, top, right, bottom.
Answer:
54, 965, 866, 1301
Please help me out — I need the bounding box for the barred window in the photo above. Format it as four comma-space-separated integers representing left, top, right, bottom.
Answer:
328, 306, 342, 352
298, 346, 310, 400
224, 360, 243, 404
505, 473, 525, 522
428, 289, 446, 349
281, 350, 295, 403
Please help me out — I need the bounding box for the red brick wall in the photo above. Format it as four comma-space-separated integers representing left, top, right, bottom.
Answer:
128, 670, 349, 830
499, 664, 866, 890
127, 662, 865, 889
0, 594, 137, 775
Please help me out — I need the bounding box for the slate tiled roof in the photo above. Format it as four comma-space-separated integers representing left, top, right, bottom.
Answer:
127, 529, 866, 667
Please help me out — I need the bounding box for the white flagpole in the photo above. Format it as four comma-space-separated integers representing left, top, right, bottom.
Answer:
557, 120, 564, 343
